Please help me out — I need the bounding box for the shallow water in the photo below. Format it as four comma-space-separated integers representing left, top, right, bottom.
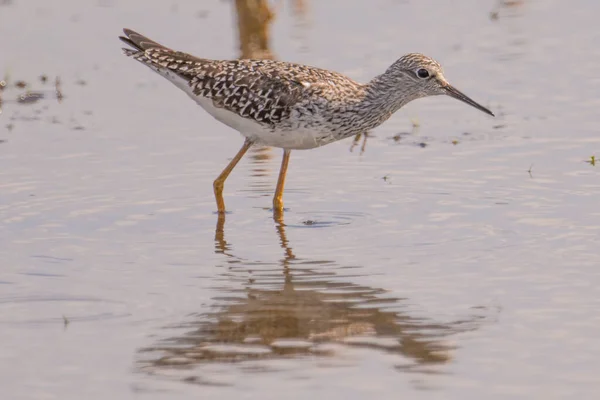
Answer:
1, 0, 600, 399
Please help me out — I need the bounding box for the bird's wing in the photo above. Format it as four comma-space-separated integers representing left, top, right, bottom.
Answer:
120, 29, 352, 125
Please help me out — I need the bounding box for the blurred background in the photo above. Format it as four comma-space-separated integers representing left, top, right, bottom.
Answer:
1, 1, 599, 399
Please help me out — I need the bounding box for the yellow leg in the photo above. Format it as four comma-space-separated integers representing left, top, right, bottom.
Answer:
273, 149, 291, 212
213, 139, 252, 213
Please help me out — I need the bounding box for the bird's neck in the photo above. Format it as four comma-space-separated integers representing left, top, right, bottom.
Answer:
357, 73, 424, 127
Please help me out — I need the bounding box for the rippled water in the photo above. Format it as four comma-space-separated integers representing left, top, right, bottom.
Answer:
1, 0, 600, 399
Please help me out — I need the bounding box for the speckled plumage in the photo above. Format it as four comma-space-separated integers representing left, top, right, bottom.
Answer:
119, 28, 493, 212
119, 29, 472, 149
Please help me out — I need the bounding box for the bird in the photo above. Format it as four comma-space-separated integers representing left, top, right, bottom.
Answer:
119, 28, 493, 214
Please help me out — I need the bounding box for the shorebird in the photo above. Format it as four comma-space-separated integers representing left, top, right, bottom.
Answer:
119, 29, 493, 213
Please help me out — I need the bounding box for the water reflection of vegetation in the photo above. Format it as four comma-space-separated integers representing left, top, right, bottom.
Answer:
138, 214, 488, 382
234, 0, 308, 60
234, 0, 275, 60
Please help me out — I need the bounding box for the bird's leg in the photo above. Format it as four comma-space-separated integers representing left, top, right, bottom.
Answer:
273, 149, 291, 212
213, 138, 253, 214
350, 132, 362, 152
360, 132, 369, 155
350, 132, 369, 154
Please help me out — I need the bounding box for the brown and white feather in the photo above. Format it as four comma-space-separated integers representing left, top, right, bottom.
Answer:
119, 29, 450, 149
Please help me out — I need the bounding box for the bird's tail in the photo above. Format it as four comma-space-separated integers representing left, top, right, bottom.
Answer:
119, 28, 170, 54
118, 28, 212, 95
118, 28, 209, 70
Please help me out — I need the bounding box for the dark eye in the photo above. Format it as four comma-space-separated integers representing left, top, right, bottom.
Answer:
416, 68, 430, 79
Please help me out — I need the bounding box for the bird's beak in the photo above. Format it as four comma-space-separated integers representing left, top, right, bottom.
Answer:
444, 84, 494, 117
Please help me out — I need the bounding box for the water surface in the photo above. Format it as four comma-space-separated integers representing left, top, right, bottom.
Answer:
1, 0, 600, 399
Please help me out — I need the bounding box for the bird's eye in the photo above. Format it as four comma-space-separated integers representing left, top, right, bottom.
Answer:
416, 68, 430, 79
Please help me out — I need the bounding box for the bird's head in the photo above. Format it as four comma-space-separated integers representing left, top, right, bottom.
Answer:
387, 53, 494, 116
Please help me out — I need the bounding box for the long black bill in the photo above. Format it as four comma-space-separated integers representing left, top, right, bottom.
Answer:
444, 84, 494, 117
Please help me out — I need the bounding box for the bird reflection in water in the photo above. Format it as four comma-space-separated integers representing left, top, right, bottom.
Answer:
137, 212, 489, 384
